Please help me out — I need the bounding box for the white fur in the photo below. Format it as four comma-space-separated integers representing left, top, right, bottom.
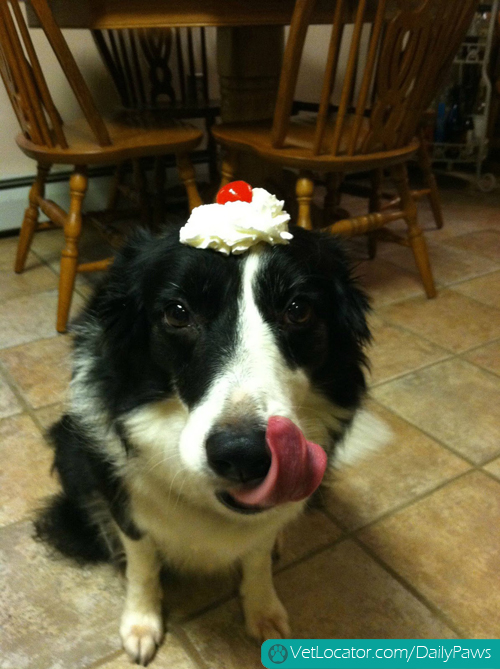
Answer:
333, 407, 393, 468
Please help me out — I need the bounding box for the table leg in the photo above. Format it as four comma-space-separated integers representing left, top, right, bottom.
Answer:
216, 25, 284, 187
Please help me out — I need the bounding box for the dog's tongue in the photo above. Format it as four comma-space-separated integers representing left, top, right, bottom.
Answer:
230, 416, 327, 508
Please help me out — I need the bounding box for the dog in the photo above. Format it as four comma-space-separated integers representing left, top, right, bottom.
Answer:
36, 223, 371, 665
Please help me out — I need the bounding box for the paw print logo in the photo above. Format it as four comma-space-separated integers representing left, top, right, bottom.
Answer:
268, 643, 288, 664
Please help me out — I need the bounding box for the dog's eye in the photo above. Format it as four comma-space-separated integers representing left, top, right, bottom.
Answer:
284, 299, 313, 326
164, 303, 191, 328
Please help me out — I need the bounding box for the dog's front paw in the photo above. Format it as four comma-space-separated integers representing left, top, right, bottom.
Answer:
244, 596, 291, 643
120, 610, 164, 666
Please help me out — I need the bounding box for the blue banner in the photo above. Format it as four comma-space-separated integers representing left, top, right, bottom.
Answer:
261, 640, 500, 668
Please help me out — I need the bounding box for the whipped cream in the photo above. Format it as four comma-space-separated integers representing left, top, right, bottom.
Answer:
179, 187, 293, 255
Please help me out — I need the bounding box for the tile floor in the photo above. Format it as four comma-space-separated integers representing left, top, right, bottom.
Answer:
1, 187, 500, 668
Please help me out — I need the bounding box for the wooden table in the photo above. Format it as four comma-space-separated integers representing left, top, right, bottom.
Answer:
26, 0, 382, 29
27, 0, 382, 184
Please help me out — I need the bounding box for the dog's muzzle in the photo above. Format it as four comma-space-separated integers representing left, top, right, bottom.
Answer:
206, 417, 328, 515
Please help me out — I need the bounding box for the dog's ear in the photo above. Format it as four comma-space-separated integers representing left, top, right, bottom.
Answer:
83, 228, 156, 351
310, 231, 371, 346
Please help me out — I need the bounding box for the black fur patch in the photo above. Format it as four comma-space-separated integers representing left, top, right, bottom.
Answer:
35, 414, 141, 563
254, 228, 370, 408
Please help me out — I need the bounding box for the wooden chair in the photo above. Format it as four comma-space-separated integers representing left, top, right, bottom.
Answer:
92, 25, 220, 218
212, 0, 478, 299
0, 0, 203, 333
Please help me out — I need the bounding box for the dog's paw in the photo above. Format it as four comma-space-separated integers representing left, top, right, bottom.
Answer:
244, 597, 291, 643
120, 610, 164, 666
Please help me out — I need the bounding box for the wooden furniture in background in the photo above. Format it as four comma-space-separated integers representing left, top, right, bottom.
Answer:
213, 0, 478, 299
0, 0, 202, 332
92, 26, 220, 199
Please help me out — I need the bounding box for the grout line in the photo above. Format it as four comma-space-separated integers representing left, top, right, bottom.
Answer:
455, 354, 500, 383
171, 625, 212, 669
369, 351, 454, 389
370, 355, 459, 391
325, 469, 475, 538
82, 649, 123, 669
0, 332, 65, 355
177, 591, 239, 626
444, 266, 500, 290
456, 334, 500, 357
0, 516, 35, 533
478, 468, 500, 484
0, 360, 57, 441
351, 535, 467, 639
366, 398, 483, 468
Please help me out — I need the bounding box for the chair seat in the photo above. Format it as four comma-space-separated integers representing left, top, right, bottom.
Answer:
16, 110, 203, 165
212, 116, 419, 173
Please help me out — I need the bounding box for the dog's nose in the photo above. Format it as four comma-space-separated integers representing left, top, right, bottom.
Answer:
205, 426, 271, 483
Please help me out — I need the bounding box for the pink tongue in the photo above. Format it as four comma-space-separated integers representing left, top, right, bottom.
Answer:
230, 416, 327, 508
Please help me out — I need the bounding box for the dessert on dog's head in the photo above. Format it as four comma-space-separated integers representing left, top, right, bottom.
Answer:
180, 181, 293, 255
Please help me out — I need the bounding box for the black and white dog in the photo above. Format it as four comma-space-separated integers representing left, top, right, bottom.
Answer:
37, 224, 371, 665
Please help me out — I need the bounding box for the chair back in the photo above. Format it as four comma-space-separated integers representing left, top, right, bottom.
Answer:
0, 0, 111, 148
92, 27, 210, 110
272, 0, 478, 156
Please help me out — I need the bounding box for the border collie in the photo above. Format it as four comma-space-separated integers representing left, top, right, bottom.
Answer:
36, 224, 371, 665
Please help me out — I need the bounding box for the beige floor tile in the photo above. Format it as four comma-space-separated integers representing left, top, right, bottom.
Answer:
35, 402, 65, 431
0, 290, 84, 349
95, 634, 200, 669
443, 230, 500, 263
183, 540, 456, 669
161, 569, 239, 623
0, 414, 57, 526
420, 216, 499, 242
368, 315, 450, 385
0, 520, 124, 669
323, 404, 470, 529
0, 373, 22, 419
483, 457, 500, 480
359, 472, 500, 638
483, 458, 500, 479
463, 340, 500, 377
276, 508, 343, 568
452, 271, 500, 310
373, 359, 500, 465
31, 226, 112, 265
356, 258, 429, 308
0, 264, 59, 303
0, 336, 72, 409
379, 289, 500, 354
0, 238, 39, 271
379, 241, 500, 287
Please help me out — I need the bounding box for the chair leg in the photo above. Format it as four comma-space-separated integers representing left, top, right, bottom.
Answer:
391, 163, 436, 299
133, 159, 150, 228
15, 163, 51, 273
219, 149, 238, 190
107, 161, 126, 211
323, 173, 343, 226
177, 154, 202, 212
418, 132, 444, 229
57, 167, 88, 333
205, 114, 219, 185
296, 171, 314, 231
367, 169, 383, 259
153, 156, 166, 230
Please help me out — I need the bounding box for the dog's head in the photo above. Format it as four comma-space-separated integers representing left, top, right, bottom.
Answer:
76, 225, 370, 516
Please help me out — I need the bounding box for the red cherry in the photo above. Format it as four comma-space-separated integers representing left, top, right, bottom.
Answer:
216, 181, 253, 205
